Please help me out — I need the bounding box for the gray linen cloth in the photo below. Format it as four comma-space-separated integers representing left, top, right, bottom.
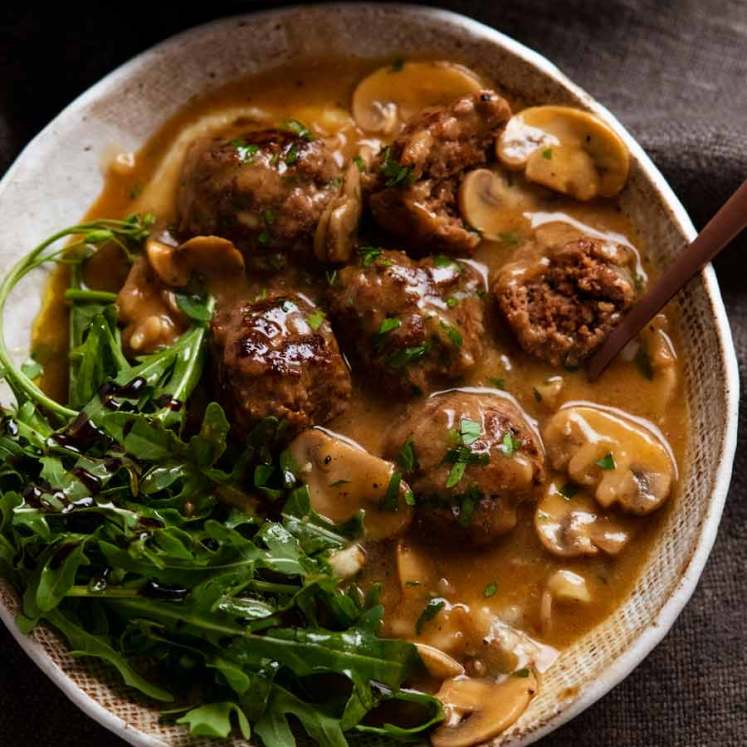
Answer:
0, 1, 744, 745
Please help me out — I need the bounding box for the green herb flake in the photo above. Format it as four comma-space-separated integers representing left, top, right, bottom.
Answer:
403, 488, 416, 507
446, 461, 467, 489
229, 138, 259, 164
305, 309, 326, 331
446, 296, 459, 308
353, 155, 366, 172
459, 418, 481, 447
379, 146, 414, 188
541, 148, 553, 160
596, 452, 616, 470
558, 482, 579, 500
433, 255, 457, 269
358, 246, 383, 267
483, 582, 498, 598
513, 667, 531, 678
282, 118, 314, 141
325, 269, 338, 287
377, 317, 402, 336
442, 324, 463, 348
489, 377, 506, 390
501, 431, 521, 456
497, 231, 520, 247
415, 597, 446, 634
261, 208, 276, 225
284, 144, 299, 165
397, 439, 417, 472
382, 471, 402, 511
388, 344, 430, 369
257, 231, 271, 246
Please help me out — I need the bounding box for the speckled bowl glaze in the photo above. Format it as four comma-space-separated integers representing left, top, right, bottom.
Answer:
0, 5, 738, 746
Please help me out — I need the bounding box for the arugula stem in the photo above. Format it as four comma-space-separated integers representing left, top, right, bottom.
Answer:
66, 585, 141, 598
64, 288, 118, 304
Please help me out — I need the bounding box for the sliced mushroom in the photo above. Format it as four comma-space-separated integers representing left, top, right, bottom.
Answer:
496, 106, 630, 200
431, 673, 537, 747
535, 483, 632, 557
287, 428, 413, 540
313, 161, 362, 263
146, 235, 245, 288
416, 643, 465, 680
540, 569, 591, 632
352, 61, 485, 134
543, 405, 676, 515
327, 543, 366, 580
458, 168, 538, 241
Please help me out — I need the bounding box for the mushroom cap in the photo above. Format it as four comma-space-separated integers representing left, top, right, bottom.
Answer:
496, 105, 630, 200
431, 672, 537, 747
287, 427, 413, 540
352, 61, 485, 134
457, 168, 538, 241
535, 483, 633, 557
542, 404, 676, 515
146, 235, 245, 288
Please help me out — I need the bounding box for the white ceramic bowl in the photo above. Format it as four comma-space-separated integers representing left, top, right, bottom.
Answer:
0, 5, 738, 746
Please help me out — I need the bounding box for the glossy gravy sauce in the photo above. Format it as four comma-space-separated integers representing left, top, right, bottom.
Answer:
32, 58, 688, 657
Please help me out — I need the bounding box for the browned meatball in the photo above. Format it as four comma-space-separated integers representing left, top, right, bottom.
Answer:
368, 91, 512, 255
177, 128, 342, 268
385, 390, 545, 545
494, 235, 638, 367
327, 250, 485, 395
210, 293, 351, 438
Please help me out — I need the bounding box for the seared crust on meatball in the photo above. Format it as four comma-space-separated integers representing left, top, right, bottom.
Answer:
384, 391, 545, 544
327, 250, 485, 395
368, 91, 512, 255
177, 129, 342, 267
494, 236, 638, 367
211, 293, 351, 438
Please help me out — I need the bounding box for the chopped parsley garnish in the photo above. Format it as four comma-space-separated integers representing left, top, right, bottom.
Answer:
483, 582, 498, 598
458, 491, 477, 526
441, 322, 463, 348
634, 342, 654, 380
446, 461, 467, 488
305, 309, 326, 331
325, 269, 338, 286
513, 668, 531, 678
489, 377, 506, 390
415, 597, 446, 634
459, 418, 481, 446
501, 431, 521, 456
497, 231, 520, 247
388, 344, 430, 368
541, 148, 553, 159
377, 317, 402, 336
558, 482, 579, 500
379, 146, 414, 187
284, 144, 299, 165
433, 255, 457, 268
397, 439, 417, 472
358, 246, 383, 266
282, 118, 314, 141
596, 452, 616, 470
261, 208, 276, 225
257, 231, 270, 246
230, 138, 259, 163
403, 488, 416, 507
444, 446, 489, 488
446, 296, 459, 308
353, 154, 366, 172
381, 471, 402, 511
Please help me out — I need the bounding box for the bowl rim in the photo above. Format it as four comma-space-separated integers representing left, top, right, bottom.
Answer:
0, 4, 739, 746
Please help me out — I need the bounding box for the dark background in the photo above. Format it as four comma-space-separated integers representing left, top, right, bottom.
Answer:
1, 1, 745, 745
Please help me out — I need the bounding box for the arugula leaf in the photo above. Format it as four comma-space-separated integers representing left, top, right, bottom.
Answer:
176, 701, 250, 739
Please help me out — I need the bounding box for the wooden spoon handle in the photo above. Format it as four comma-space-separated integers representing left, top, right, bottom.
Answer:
588, 178, 747, 380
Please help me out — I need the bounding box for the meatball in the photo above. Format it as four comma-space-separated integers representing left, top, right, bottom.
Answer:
327, 250, 485, 395
210, 293, 351, 438
368, 91, 512, 255
177, 128, 343, 267
494, 235, 638, 367
384, 390, 545, 544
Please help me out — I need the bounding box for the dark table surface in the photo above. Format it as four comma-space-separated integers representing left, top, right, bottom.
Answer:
1, 1, 746, 745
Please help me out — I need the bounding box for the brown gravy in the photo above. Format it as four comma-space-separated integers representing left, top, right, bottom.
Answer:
31, 57, 688, 655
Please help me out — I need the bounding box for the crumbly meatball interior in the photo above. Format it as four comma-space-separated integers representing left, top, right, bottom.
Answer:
494, 236, 638, 367
367, 91, 512, 255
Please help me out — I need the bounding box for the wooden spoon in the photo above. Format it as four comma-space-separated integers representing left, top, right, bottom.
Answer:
588, 178, 747, 380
